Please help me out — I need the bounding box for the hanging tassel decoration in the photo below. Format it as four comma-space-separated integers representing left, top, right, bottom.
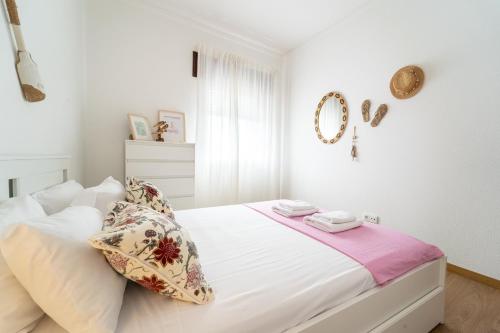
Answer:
351, 126, 358, 161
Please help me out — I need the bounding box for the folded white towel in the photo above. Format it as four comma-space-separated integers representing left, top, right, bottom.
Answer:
278, 200, 315, 211
304, 216, 363, 233
312, 210, 355, 224
272, 205, 319, 217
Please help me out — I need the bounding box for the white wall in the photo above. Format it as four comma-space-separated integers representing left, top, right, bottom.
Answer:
0, 0, 86, 180
284, 0, 500, 279
84, 0, 282, 186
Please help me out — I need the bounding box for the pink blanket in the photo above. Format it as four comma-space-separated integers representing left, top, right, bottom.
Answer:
245, 201, 443, 285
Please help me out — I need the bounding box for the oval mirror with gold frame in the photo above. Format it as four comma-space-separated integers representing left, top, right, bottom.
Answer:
314, 91, 348, 144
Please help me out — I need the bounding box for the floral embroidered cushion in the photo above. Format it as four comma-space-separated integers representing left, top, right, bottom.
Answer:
89, 201, 214, 304
125, 177, 174, 218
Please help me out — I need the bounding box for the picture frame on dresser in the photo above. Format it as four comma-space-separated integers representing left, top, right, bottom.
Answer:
158, 110, 186, 143
128, 114, 153, 141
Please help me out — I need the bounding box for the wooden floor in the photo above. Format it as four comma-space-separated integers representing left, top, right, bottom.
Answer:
431, 272, 500, 333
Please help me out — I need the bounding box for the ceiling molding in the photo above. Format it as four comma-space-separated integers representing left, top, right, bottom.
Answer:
127, 0, 285, 56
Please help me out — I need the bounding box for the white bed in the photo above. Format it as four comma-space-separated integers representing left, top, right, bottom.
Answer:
1, 156, 446, 333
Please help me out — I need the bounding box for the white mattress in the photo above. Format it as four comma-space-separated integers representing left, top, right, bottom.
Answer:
33, 204, 376, 333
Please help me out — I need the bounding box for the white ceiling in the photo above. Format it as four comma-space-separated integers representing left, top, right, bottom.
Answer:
142, 0, 371, 54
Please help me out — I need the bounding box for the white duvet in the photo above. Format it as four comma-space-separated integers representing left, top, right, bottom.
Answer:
33, 204, 376, 333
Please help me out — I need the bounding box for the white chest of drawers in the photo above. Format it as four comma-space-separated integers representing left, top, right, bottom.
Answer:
125, 140, 195, 209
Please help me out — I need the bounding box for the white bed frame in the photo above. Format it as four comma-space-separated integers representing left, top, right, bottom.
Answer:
0, 155, 70, 201
0, 155, 445, 333
292, 258, 446, 333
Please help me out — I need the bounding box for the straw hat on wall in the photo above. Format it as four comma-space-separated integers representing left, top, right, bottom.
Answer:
390, 65, 424, 99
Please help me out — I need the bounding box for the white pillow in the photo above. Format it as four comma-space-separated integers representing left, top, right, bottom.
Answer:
1, 206, 127, 333
71, 176, 125, 214
32, 180, 84, 215
0, 195, 46, 333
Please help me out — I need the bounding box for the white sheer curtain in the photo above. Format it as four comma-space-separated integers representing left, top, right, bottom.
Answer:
195, 47, 281, 207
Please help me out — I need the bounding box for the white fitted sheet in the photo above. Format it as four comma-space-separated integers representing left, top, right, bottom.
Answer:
33, 204, 376, 333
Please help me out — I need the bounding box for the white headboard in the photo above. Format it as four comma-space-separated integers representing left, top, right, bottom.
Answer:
0, 155, 71, 201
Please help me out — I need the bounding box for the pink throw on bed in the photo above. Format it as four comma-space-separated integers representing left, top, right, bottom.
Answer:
245, 200, 444, 285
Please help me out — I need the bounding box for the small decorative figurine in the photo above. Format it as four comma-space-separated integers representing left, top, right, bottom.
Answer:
152, 121, 169, 142
351, 126, 358, 161
362, 100, 371, 122
371, 104, 388, 127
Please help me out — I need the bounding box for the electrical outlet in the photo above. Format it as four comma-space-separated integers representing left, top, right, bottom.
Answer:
362, 213, 379, 224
